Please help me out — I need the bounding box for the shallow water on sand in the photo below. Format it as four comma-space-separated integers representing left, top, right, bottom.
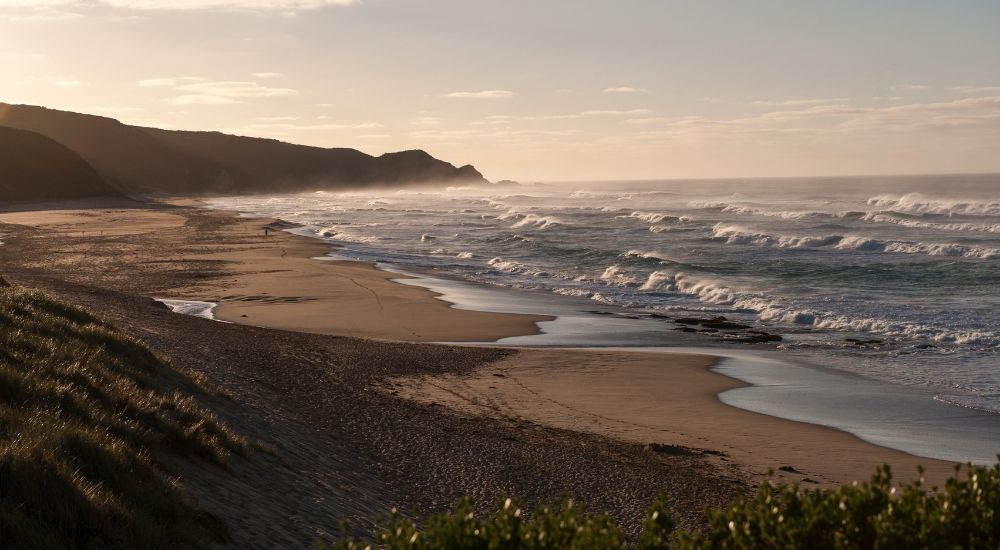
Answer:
208, 174, 1000, 417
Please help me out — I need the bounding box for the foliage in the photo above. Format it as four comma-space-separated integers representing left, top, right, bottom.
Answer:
331, 462, 1000, 549
0, 282, 247, 550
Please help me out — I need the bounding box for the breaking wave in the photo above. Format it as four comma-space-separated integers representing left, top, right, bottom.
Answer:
866, 193, 1000, 217
712, 224, 1000, 259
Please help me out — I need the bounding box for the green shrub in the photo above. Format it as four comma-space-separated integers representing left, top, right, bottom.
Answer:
331, 461, 999, 549
0, 282, 247, 550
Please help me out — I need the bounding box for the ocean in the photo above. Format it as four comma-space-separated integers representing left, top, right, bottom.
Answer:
207, 173, 1000, 421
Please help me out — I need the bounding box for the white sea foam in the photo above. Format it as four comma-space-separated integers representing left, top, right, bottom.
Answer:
867, 193, 1000, 217
510, 214, 564, 229
712, 223, 1000, 259
155, 298, 218, 320
599, 265, 642, 286
487, 257, 549, 276
862, 212, 1000, 233
638, 270, 1000, 346
618, 211, 688, 224
317, 227, 379, 243
456, 251, 474, 259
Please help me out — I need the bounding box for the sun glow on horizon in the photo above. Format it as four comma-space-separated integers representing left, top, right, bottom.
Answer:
2, 0, 999, 181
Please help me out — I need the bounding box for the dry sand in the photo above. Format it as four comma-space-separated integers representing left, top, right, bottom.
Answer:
0, 201, 551, 342
390, 350, 957, 488
0, 200, 961, 516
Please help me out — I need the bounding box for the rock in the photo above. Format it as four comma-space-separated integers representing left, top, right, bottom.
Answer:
646, 443, 697, 456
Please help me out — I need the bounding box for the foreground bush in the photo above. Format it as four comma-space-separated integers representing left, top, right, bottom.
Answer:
0, 279, 248, 550
333, 461, 999, 549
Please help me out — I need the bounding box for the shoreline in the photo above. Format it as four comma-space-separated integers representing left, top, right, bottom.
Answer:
387, 348, 959, 487
170, 202, 558, 343
0, 199, 979, 489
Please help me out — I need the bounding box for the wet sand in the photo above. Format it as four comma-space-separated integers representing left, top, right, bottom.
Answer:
391, 349, 957, 487
0, 199, 965, 544
0, 201, 551, 342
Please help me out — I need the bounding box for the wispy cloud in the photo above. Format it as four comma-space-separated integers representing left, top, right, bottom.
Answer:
611, 96, 1000, 142
623, 117, 672, 125
228, 120, 383, 137
138, 76, 202, 87
580, 109, 651, 116
252, 72, 283, 78
750, 98, 847, 107
523, 108, 651, 121
894, 84, 929, 92
603, 86, 647, 93
412, 116, 443, 125
163, 80, 299, 104
952, 85, 1000, 94
0, 0, 359, 13
168, 94, 241, 105
176, 81, 298, 98
88, 106, 146, 114
446, 90, 515, 99
0, 52, 48, 61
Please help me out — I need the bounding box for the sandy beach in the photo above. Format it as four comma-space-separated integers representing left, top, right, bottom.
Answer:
0, 200, 551, 342
0, 199, 963, 544
390, 349, 957, 487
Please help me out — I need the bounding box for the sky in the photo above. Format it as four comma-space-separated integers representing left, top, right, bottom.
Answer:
2, 0, 999, 182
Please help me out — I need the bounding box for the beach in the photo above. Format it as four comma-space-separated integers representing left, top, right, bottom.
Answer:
0, 199, 965, 544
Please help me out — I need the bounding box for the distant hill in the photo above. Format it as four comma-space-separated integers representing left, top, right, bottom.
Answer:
0, 126, 121, 203
0, 103, 487, 195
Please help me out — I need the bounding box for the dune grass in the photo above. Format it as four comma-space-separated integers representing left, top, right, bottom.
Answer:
331, 462, 1000, 549
0, 276, 248, 550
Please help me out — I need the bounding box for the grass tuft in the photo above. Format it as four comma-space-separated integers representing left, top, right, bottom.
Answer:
330, 461, 1000, 549
0, 282, 247, 550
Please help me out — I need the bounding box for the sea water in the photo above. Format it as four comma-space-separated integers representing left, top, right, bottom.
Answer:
207, 173, 1000, 418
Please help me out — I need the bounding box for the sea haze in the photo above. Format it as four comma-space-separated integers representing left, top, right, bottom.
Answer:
208, 173, 1000, 415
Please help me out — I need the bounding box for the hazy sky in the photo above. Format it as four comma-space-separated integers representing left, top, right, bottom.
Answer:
2, 0, 999, 182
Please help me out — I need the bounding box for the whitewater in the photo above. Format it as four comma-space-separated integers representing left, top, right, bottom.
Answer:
208, 173, 1000, 415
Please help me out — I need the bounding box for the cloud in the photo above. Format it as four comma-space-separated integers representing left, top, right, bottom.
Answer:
176, 81, 298, 98
252, 72, 283, 78
750, 98, 847, 107
522, 108, 652, 121
88, 106, 145, 114
616, 96, 1000, 142
894, 84, 929, 91
580, 109, 651, 116
229, 120, 383, 136
603, 86, 647, 93
446, 90, 514, 99
624, 117, 672, 125
0, 52, 48, 61
522, 113, 581, 121
0, 3, 82, 21
0, 0, 359, 12
952, 85, 1000, 94
138, 76, 202, 87
168, 94, 241, 105
412, 116, 443, 125
56, 79, 81, 87
164, 80, 299, 104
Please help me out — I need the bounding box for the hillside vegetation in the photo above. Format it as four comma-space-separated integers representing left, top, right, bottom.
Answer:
0, 103, 486, 195
0, 277, 247, 549
0, 127, 120, 203
334, 461, 1000, 549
